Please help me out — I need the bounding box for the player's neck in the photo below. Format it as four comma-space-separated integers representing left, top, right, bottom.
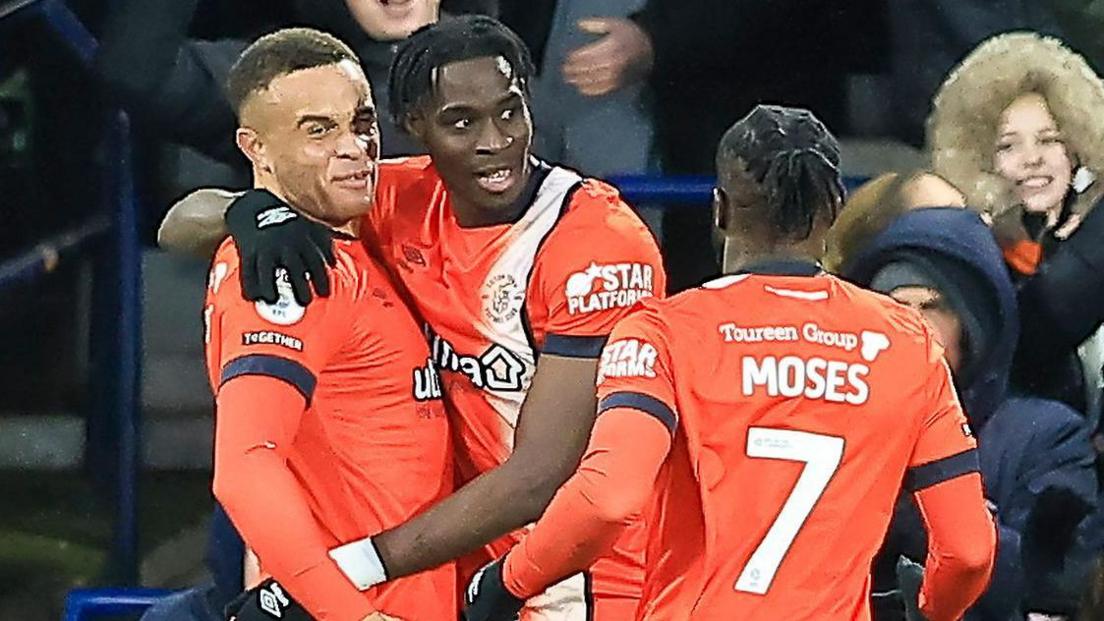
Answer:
722, 228, 829, 273
451, 197, 522, 228
722, 243, 822, 275
253, 179, 361, 238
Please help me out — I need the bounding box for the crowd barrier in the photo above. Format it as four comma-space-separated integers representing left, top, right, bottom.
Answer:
1, 0, 144, 586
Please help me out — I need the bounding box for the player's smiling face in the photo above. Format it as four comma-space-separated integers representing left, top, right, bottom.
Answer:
410, 55, 533, 222
239, 60, 380, 227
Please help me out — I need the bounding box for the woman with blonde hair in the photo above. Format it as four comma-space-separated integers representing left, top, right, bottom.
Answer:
929, 31, 1104, 423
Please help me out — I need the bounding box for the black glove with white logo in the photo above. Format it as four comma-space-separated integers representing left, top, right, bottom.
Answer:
225, 189, 335, 306
896, 556, 930, 621
224, 578, 312, 620
463, 558, 525, 621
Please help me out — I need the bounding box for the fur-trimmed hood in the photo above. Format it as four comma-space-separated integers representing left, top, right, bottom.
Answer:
928, 32, 1104, 234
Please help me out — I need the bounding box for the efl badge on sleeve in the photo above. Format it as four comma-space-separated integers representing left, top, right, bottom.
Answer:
254, 268, 306, 325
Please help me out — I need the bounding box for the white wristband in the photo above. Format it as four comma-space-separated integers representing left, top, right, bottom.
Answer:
327, 536, 388, 591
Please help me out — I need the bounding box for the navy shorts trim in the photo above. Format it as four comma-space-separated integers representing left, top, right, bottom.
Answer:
543, 333, 608, 358
905, 448, 980, 492
598, 391, 677, 434
220, 354, 316, 401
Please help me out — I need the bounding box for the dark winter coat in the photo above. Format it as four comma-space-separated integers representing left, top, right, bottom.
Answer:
845, 207, 1098, 619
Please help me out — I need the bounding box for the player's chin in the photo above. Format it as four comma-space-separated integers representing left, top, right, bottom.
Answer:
468, 181, 525, 213
326, 187, 374, 219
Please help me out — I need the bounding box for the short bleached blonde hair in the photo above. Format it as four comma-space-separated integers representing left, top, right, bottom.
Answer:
928, 31, 1104, 219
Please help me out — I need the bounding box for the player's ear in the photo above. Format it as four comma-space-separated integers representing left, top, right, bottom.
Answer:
713, 186, 732, 234
236, 127, 271, 173
403, 110, 428, 144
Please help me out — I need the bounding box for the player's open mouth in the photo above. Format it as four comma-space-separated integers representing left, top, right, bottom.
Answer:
475, 167, 515, 194
333, 169, 373, 190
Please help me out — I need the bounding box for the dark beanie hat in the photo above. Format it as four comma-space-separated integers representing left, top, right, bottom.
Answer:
869, 251, 999, 385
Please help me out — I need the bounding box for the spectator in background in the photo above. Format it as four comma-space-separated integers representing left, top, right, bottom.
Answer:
594, 0, 851, 291
94, 0, 442, 168
498, 0, 655, 179
888, 1, 1064, 146
929, 32, 1104, 428
842, 207, 1099, 620
822, 170, 966, 273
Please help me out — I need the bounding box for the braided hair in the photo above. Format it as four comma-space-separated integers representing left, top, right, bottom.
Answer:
716, 105, 845, 240
388, 15, 533, 129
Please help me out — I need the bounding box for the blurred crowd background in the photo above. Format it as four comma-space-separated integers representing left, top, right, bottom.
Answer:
5, 0, 1104, 619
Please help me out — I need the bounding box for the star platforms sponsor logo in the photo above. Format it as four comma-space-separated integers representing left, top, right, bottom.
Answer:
564, 262, 655, 315
597, 338, 658, 384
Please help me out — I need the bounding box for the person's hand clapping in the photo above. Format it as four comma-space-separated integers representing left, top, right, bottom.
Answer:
562, 17, 653, 97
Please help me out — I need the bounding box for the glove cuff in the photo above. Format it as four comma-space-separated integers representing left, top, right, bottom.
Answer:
468, 559, 526, 616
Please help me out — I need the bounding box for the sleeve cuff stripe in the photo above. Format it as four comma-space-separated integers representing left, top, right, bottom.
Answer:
599, 391, 677, 434
905, 448, 980, 492
543, 333, 608, 358
220, 354, 316, 401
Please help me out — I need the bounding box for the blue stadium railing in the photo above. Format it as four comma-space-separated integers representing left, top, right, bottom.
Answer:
1, 0, 143, 592
62, 589, 173, 621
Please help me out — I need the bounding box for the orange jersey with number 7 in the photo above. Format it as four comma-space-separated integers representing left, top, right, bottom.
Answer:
504, 265, 995, 620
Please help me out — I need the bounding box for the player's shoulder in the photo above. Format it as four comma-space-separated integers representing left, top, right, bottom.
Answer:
210, 237, 366, 303
210, 238, 244, 289
541, 173, 658, 258
377, 155, 439, 193
608, 295, 671, 336
380, 154, 434, 176
561, 176, 640, 228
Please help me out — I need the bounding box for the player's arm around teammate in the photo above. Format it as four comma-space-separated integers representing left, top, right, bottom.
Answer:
163, 18, 668, 602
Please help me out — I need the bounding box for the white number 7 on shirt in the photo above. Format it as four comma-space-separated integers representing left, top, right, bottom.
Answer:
735, 427, 845, 595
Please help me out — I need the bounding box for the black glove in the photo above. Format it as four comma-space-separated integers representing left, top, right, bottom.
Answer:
224, 578, 312, 620
225, 189, 335, 306
896, 555, 929, 621
463, 558, 525, 621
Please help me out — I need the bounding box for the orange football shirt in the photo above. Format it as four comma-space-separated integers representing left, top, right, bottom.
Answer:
591, 265, 978, 620
363, 155, 665, 615
205, 237, 455, 619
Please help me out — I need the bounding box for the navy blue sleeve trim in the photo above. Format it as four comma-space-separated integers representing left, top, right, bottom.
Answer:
599, 391, 677, 434
905, 448, 980, 492
543, 333, 608, 358
220, 354, 316, 402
